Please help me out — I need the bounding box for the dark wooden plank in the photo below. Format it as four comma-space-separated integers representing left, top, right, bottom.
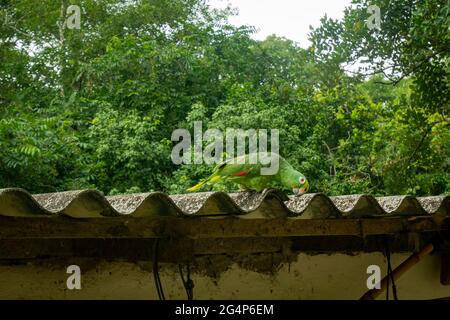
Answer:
0, 215, 447, 240
0, 233, 436, 261
0, 238, 194, 262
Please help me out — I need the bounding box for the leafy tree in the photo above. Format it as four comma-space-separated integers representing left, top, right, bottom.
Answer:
0, 0, 448, 196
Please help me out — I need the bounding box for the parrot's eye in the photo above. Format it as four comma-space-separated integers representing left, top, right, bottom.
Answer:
299, 177, 306, 184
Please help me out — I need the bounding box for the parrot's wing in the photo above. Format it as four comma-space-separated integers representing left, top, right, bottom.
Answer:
216, 159, 262, 178
187, 153, 278, 192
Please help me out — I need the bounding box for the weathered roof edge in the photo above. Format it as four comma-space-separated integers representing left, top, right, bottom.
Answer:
0, 188, 448, 218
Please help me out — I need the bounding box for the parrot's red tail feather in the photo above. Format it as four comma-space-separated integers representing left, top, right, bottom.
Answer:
232, 171, 249, 177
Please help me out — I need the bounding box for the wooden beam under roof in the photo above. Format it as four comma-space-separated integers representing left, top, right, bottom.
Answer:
0, 215, 448, 239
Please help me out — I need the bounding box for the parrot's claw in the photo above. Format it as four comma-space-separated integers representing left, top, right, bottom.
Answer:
239, 185, 253, 192
261, 188, 276, 195
240, 189, 256, 194
238, 187, 258, 196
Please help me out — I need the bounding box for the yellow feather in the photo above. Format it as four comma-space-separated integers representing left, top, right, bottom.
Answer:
186, 175, 222, 192
186, 181, 205, 192
209, 176, 221, 183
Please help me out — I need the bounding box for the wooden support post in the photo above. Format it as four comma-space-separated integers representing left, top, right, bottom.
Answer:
360, 242, 435, 300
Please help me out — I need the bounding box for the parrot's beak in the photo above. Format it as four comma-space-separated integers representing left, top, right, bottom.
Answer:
294, 180, 309, 196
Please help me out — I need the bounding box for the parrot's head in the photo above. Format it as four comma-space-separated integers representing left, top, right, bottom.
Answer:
291, 173, 309, 196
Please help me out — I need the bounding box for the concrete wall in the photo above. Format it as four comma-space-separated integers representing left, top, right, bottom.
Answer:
0, 252, 449, 300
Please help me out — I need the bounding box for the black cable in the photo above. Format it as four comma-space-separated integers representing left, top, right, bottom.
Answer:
153, 238, 166, 300
384, 237, 398, 300
179, 264, 194, 300
152, 239, 161, 299
385, 239, 392, 299
384, 236, 390, 300
388, 256, 398, 300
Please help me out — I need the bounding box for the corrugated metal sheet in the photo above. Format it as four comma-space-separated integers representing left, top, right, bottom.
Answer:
0, 188, 448, 218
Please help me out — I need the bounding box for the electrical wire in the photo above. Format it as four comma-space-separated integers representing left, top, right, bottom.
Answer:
384, 237, 398, 300
179, 264, 194, 300
153, 238, 166, 300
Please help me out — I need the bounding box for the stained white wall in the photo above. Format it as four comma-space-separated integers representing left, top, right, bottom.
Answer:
0, 252, 448, 300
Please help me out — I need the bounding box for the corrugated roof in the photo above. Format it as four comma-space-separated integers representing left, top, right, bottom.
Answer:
0, 188, 448, 218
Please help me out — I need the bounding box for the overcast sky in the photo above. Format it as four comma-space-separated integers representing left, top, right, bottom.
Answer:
209, 0, 352, 48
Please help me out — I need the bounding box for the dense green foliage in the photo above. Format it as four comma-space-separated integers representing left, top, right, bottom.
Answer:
0, 0, 448, 196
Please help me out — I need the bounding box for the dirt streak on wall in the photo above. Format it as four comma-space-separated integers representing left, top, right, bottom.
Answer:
0, 251, 449, 299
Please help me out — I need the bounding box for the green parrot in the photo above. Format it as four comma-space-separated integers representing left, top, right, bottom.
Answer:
187, 152, 309, 195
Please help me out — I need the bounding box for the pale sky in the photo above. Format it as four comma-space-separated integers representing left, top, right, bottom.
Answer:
209, 0, 352, 48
